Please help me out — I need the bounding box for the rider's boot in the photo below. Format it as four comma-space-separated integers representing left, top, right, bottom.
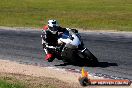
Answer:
43, 48, 54, 62
45, 53, 54, 62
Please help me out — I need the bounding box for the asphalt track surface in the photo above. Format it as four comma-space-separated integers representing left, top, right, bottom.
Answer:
0, 28, 132, 80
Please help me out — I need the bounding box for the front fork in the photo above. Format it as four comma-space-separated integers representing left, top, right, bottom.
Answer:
81, 48, 87, 53
78, 48, 87, 58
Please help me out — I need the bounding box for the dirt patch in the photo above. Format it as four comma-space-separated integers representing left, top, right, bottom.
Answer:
1, 26, 132, 33
0, 59, 82, 88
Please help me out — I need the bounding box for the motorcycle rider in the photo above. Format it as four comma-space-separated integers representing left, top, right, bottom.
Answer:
41, 19, 68, 62
41, 19, 79, 62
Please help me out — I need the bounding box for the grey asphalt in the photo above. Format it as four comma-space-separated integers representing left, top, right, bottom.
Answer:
0, 28, 132, 80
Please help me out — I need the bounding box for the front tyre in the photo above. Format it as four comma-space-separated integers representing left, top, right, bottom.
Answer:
83, 49, 98, 65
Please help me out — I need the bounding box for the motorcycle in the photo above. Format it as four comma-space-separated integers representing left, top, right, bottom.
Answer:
42, 28, 98, 65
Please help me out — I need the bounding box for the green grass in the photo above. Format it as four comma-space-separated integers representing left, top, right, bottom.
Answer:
0, 0, 132, 31
0, 76, 57, 88
0, 79, 24, 88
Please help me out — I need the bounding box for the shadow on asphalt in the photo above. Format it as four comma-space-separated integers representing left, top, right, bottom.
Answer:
55, 62, 118, 68
96, 62, 118, 68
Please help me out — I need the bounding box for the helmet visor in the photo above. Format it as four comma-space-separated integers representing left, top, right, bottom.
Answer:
49, 26, 58, 34
49, 26, 58, 31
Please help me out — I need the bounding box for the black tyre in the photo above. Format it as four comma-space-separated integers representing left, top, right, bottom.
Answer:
61, 44, 78, 63
83, 49, 98, 65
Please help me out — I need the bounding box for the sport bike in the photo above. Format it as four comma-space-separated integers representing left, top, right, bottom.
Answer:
43, 28, 98, 65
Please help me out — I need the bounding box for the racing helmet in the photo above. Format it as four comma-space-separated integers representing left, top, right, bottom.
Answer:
48, 20, 59, 34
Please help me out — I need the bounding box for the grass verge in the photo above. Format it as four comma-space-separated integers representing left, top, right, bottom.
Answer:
0, 79, 24, 88
0, 73, 76, 88
0, 0, 132, 31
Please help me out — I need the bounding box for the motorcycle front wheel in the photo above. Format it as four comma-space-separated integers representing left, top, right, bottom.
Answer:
82, 49, 98, 65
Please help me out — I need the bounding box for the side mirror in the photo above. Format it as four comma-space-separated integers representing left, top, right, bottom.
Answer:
71, 29, 78, 33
